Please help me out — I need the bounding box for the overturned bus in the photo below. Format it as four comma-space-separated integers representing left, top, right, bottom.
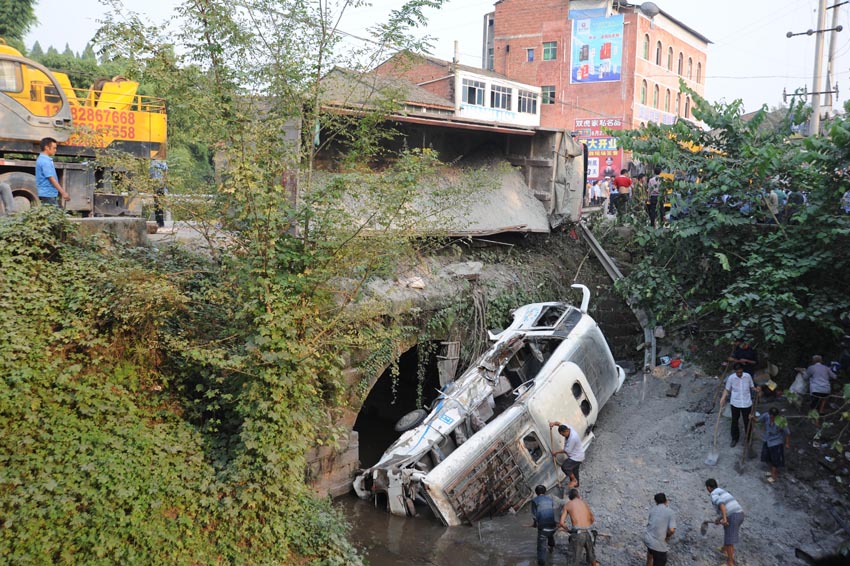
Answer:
353, 284, 626, 526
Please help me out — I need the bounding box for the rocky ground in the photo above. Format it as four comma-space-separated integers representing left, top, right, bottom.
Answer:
341, 360, 849, 566
575, 363, 848, 566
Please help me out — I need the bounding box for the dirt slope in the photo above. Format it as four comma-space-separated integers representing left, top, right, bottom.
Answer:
577, 365, 847, 565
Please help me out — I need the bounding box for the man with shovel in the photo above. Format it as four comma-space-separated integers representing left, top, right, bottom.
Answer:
704, 479, 744, 566
719, 364, 761, 448
550, 422, 585, 488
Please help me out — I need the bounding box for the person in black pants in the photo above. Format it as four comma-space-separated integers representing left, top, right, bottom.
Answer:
530, 485, 564, 565
719, 364, 761, 447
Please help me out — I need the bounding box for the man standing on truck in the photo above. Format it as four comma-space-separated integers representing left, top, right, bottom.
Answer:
36, 137, 70, 206
550, 421, 585, 488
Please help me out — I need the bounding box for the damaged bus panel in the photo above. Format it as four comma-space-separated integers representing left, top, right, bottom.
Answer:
353, 284, 626, 526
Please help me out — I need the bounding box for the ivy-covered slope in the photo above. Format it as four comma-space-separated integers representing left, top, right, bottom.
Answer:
0, 208, 359, 565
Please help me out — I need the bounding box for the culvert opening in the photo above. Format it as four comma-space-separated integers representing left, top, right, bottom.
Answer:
354, 342, 443, 469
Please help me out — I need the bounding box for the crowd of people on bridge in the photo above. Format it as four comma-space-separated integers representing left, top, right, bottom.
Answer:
584, 165, 850, 226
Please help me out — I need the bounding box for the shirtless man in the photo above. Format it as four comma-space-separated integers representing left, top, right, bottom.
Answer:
559, 488, 598, 566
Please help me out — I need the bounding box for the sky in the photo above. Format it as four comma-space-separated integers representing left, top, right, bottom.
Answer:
24, 0, 850, 114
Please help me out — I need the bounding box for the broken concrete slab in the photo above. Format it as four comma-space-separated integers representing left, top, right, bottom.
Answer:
666, 383, 681, 397
441, 261, 483, 280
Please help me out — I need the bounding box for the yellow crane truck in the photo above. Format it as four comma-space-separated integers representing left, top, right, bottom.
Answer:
0, 39, 166, 215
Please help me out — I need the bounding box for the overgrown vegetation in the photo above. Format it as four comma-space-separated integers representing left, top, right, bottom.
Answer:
608, 85, 850, 451
0, 0, 480, 563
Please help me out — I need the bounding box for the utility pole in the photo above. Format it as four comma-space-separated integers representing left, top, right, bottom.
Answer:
825, 2, 844, 113
810, 0, 828, 136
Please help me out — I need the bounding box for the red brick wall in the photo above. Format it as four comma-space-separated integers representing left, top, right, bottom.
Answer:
491, 1, 708, 131
373, 55, 454, 100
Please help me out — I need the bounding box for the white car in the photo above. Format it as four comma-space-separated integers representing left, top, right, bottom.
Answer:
353, 285, 626, 526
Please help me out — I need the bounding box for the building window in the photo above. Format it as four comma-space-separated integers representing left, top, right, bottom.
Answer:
675, 92, 681, 115
653, 85, 659, 108
677, 52, 683, 75
667, 47, 673, 71
687, 57, 693, 80
697, 62, 702, 83
643, 34, 650, 59
526, 48, 535, 62
462, 78, 485, 106
685, 96, 691, 118
541, 85, 555, 104
655, 41, 662, 65
640, 80, 647, 105
487, 48, 494, 71
543, 41, 557, 61
664, 89, 670, 112
518, 89, 538, 114
490, 84, 512, 110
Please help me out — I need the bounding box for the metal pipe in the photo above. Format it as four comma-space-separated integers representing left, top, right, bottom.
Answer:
825, 2, 842, 112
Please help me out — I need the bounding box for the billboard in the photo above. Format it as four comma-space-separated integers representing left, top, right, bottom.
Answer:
574, 118, 623, 181
571, 15, 623, 84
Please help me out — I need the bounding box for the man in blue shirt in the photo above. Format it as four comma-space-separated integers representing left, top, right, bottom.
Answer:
529, 484, 564, 565
35, 137, 70, 206
757, 407, 790, 483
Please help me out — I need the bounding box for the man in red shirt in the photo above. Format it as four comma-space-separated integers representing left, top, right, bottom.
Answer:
612, 169, 632, 215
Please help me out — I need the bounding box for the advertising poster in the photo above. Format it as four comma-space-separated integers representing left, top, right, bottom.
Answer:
571, 15, 623, 84
574, 118, 623, 180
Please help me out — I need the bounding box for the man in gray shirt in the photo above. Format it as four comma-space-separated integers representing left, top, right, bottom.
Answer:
643, 493, 676, 566
801, 355, 836, 414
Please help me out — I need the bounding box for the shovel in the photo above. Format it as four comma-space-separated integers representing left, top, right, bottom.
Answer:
705, 405, 723, 466
734, 391, 761, 474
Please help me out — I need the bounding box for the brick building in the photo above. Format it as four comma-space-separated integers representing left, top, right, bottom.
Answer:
483, 0, 710, 178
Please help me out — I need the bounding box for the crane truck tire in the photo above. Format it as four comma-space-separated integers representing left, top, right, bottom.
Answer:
0, 172, 38, 213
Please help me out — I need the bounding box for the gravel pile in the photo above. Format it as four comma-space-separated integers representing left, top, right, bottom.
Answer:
574, 364, 847, 565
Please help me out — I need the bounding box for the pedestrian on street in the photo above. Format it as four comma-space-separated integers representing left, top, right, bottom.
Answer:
644, 492, 676, 566
646, 166, 662, 227
549, 421, 585, 488
612, 168, 632, 215
704, 479, 745, 566
719, 363, 761, 448
798, 355, 836, 415
559, 488, 598, 566
530, 484, 565, 565
149, 160, 168, 229
757, 407, 790, 483
36, 137, 70, 206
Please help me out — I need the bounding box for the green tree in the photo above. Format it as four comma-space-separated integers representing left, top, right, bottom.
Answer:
61, 42, 75, 58
29, 40, 43, 57
0, 0, 37, 42
612, 86, 850, 349
3, 0, 466, 564
81, 42, 96, 60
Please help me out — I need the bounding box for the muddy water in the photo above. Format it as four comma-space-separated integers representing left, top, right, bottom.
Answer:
338, 494, 562, 566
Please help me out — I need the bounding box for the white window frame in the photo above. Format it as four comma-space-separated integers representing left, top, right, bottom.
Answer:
462, 78, 486, 106
490, 84, 512, 110
518, 89, 538, 114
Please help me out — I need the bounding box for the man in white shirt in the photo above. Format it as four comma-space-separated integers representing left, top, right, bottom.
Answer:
549, 421, 586, 488
719, 363, 761, 448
